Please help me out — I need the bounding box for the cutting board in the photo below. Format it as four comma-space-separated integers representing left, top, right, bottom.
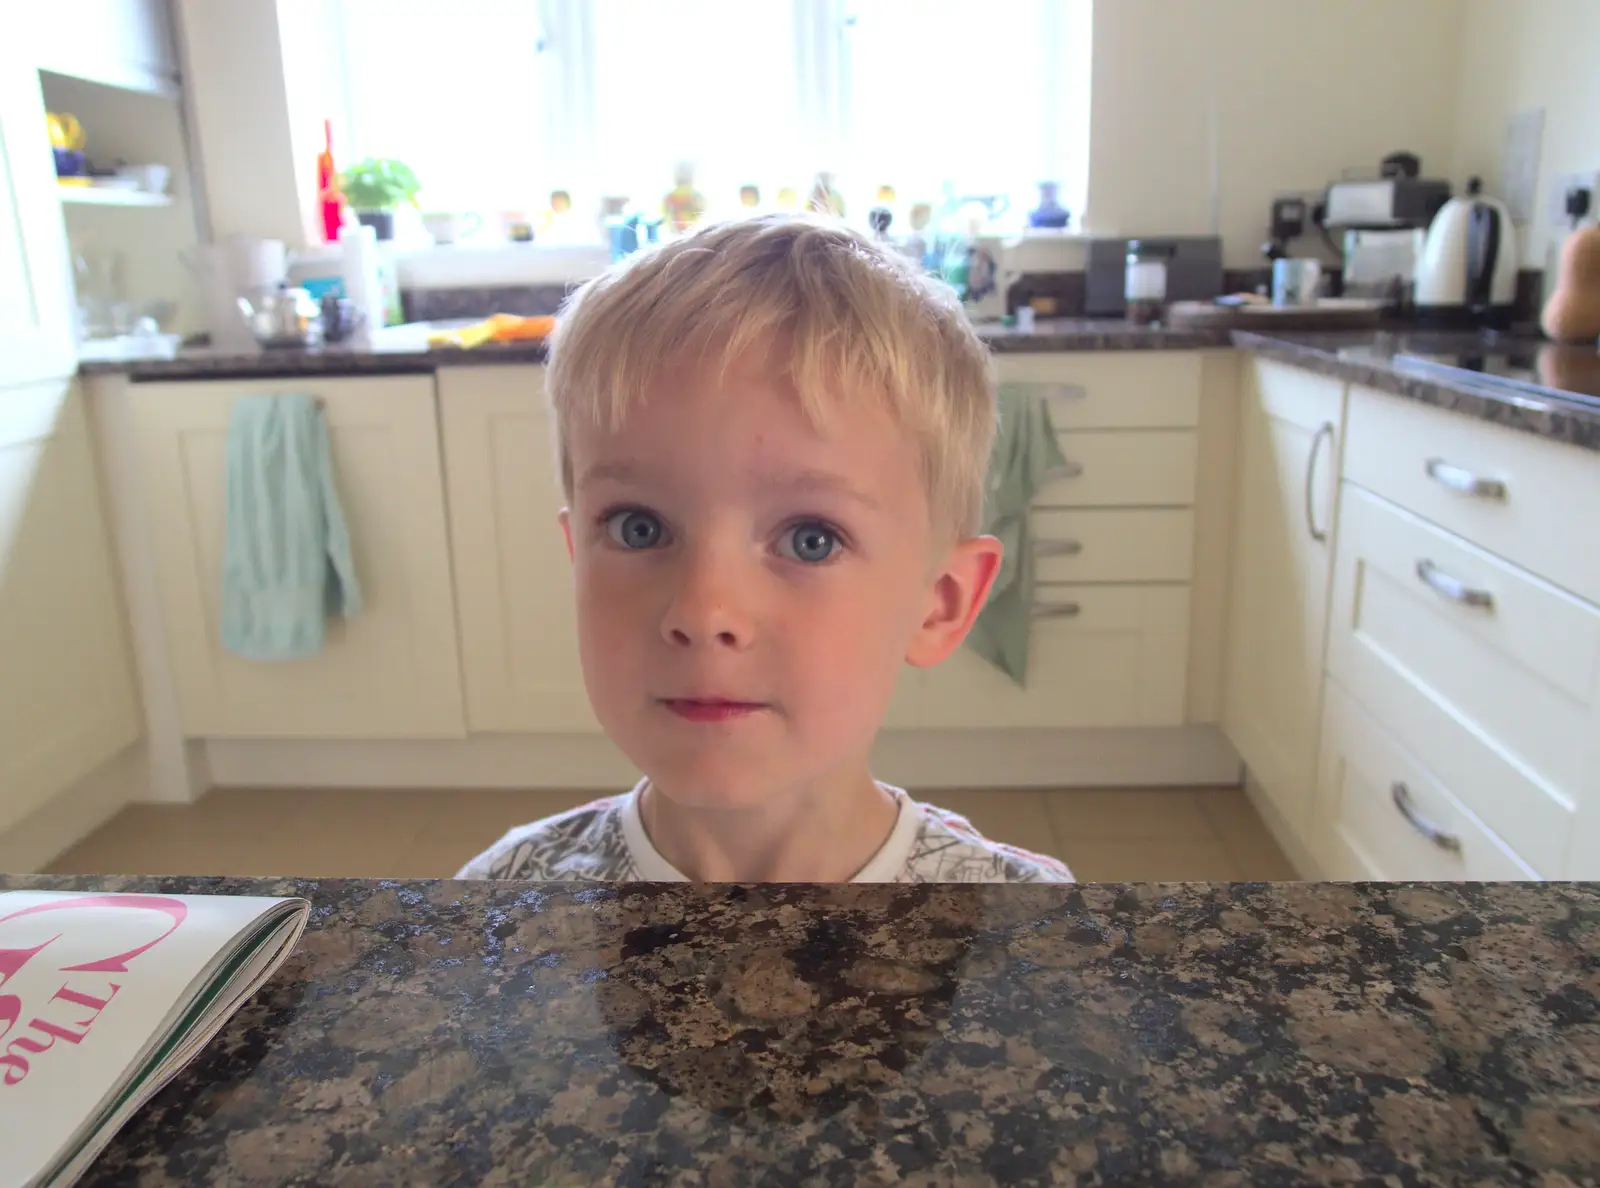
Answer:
1165, 299, 1385, 332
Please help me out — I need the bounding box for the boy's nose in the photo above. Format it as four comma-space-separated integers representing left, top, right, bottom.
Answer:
660, 552, 755, 651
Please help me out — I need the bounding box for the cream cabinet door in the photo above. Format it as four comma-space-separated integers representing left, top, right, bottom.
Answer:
437, 366, 598, 732
910, 586, 1191, 728
0, 36, 77, 386
0, 380, 140, 833
132, 376, 466, 738
1221, 357, 1344, 843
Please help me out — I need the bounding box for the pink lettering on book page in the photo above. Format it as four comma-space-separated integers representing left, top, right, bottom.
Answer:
0, 894, 188, 1086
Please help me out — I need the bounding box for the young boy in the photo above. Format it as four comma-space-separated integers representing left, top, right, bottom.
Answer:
458, 215, 1072, 884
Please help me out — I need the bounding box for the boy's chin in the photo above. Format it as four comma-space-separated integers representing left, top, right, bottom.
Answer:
640, 760, 787, 813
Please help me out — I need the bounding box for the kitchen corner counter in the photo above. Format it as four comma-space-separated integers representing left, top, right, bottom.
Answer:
78, 318, 1232, 383
1235, 328, 1600, 453
3, 875, 1596, 1186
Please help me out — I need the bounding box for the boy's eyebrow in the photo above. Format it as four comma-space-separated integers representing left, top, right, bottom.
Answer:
779, 468, 882, 511
577, 459, 881, 510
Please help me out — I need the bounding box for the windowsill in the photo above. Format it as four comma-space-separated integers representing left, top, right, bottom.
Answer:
289, 229, 1096, 291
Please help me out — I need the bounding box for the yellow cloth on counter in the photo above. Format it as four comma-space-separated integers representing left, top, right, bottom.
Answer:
427, 313, 555, 349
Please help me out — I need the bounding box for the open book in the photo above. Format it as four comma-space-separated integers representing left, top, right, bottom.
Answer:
0, 890, 311, 1188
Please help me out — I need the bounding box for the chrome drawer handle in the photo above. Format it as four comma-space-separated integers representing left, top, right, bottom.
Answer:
1416, 559, 1494, 609
1304, 422, 1334, 543
1051, 460, 1085, 480
1034, 538, 1083, 558
1391, 782, 1463, 854
1425, 458, 1506, 500
1031, 600, 1082, 620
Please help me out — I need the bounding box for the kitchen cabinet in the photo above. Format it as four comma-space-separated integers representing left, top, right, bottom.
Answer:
32, 0, 181, 98
1321, 385, 1600, 881
909, 586, 1191, 728
0, 36, 77, 386
0, 380, 141, 835
130, 375, 466, 738
1221, 357, 1344, 845
437, 366, 598, 733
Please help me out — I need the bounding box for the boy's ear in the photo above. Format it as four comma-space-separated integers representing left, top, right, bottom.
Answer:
904, 535, 1004, 668
558, 508, 575, 562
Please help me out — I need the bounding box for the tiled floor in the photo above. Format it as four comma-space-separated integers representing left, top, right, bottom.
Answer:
45, 785, 1298, 881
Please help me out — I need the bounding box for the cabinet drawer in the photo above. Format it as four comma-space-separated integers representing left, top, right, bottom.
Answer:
1035, 430, 1198, 507
1328, 485, 1599, 877
1312, 679, 1538, 880
1032, 508, 1194, 583
910, 585, 1190, 728
1343, 384, 1600, 605
996, 352, 1202, 429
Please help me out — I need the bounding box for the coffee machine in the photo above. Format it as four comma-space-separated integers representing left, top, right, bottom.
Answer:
1316, 152, 1450, 307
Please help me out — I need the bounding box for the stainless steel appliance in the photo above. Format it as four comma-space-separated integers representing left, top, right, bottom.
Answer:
1323, 177, 1450, 230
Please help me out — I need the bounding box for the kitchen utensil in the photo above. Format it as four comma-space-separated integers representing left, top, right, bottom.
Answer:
421, 211, 482, 245
1271, 258, 1323, 307
237, 284, 322, 348
1165, 299, 1384, 332
1414, 176, 1518, 326
319, 294, 364, 344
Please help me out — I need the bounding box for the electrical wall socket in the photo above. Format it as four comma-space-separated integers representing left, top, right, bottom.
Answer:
1546, 170, 1600, 228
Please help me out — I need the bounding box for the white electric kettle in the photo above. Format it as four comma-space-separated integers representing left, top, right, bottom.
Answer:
1414, 177, 1518, 326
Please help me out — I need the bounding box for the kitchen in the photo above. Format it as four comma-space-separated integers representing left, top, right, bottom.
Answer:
2, 1, 1599, 1179
5, 0, 1600, 885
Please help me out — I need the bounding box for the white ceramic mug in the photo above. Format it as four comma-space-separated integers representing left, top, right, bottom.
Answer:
422, 211, 482, 245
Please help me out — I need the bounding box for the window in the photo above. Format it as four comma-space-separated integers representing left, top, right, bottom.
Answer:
327, 0, 1090, 242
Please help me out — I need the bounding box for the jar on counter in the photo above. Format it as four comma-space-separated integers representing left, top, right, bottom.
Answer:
1125, 240, 1172, 324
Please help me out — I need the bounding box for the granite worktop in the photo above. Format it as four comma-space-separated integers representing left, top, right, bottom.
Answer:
77, 317, 1232, 382
1235, 328, 1600, 454
3, 875, 1596, 1186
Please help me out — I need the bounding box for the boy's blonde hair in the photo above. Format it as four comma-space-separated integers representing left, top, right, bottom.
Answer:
544, 215, 996, 541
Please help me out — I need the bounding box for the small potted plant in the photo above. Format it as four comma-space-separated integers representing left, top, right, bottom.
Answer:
337, 157, 421, 241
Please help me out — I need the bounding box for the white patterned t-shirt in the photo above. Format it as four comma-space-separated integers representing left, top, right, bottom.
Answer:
456, 780, 1073, 883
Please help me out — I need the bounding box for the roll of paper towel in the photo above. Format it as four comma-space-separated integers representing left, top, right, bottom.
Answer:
339, 222, 385, 333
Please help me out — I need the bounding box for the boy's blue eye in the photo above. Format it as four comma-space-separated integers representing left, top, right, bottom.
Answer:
780, 521, 839, 564
605, 509, 664, 549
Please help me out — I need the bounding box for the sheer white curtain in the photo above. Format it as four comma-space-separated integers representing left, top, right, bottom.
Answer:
328, 0, 1091, 237
839, 0, 1090, 226
335, 0, 553, 212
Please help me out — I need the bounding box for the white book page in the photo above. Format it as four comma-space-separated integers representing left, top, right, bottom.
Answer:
0, 892, 294, 1188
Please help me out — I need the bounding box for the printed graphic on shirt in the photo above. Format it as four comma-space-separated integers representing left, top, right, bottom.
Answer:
456, 787, 1073, 884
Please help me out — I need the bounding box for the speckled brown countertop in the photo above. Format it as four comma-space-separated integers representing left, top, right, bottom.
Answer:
77, 318, 1231, 382
1235, 328, 1600, 453
4, 875, 1597, 1186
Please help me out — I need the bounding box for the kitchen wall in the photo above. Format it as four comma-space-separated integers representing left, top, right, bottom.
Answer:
1087, 0, 1466, 268
172, 0, 302, 245
1452, 0, 1600, 270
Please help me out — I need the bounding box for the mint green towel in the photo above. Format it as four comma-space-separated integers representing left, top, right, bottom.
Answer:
220, 394, 361, 660
964, 385, 1071, 685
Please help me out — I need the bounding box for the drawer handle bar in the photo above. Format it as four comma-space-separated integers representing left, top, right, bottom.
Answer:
1049, 460, 1085, 481
1391, 782, 1463, 854
1425, 458, 1506, 500
1034, 538, 1083, 557
1304, 422, 1334, 543
1031, 601, 1082, 620
1416, 559, 1494, 609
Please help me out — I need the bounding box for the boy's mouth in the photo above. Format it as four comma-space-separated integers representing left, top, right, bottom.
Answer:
659, 697, 768, 723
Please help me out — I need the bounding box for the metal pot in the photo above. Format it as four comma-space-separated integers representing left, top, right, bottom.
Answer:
237, 284, 323, 348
